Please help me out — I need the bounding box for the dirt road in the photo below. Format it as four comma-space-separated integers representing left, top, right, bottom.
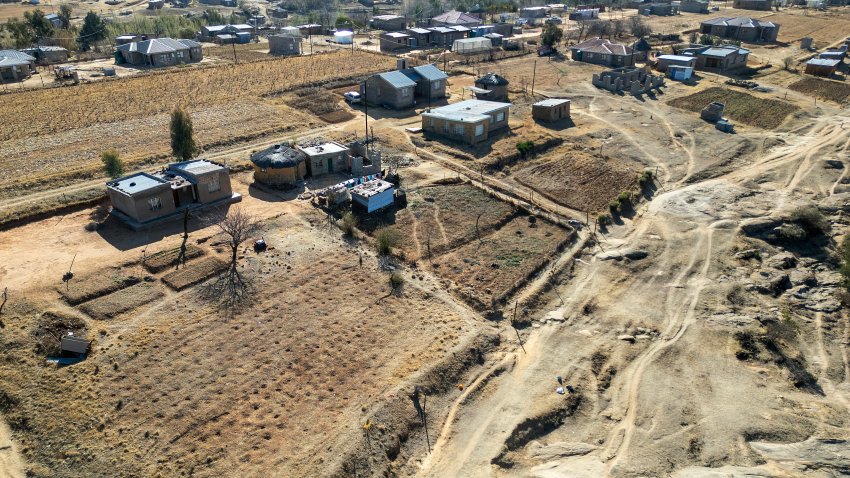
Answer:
0, 419, 24, 478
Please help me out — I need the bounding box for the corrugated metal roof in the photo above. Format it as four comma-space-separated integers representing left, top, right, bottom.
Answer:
170, 159, 224, 175
534, 98, 570, 107
107, 172, 169, 195
657, 54, 696, 62
427, 99, 511, 116
0, 49, 35, 62
0, 57, 31, 67
431, 10, 480, 25
373, 14, 404, 20
379, 70, 417, 88
807, 58, 840, 66
413, 64, 448, 81
408, 27, 430, 34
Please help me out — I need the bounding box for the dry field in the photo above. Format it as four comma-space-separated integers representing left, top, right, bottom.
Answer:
668, 86, 799, 129
204, 43, 274, 63
514, 149, 640, 213
0, 206, 478, 478
0, 50, 395, 202
789, 76, 850, 103
754, 9, 850, 46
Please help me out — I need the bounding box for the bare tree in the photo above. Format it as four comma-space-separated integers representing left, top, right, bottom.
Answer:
208, 207, 258, 310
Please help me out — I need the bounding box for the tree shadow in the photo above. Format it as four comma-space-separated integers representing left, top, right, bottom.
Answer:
97, 203, 232, 252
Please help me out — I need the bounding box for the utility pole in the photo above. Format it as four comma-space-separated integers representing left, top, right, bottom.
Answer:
531, 59, 537, 96
363, 82, 369, 151
231, 39, 237, 64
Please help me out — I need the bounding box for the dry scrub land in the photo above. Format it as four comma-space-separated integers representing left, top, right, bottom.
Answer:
0, 207, 478, 477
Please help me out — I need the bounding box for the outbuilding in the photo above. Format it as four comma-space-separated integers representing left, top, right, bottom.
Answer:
473, 72, 510, 102
532, 98, 570, 122
250, 143, 307, 186
301, 142, 350, 176
805, 57, 840, 77
269, 34, 301, 56
351, 179, 395, 212
656, 54, 697, 71
371, 14, 407, 31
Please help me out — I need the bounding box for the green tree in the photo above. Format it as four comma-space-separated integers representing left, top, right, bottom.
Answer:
78, 11, 106, 51
58, 4, 73, 29
5, 18, 36, 47
101, 150, 125, 179
170, 108, 198, 161
205, 9, 227, 24
24, 10, 54, 41
540, 22, 563, 48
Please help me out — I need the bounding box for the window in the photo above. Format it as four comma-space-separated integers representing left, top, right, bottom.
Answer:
428, 118, 435, 128
148, 197, 162, 211
443, 122, 449, 133
475, 124, 484, 136
401, 87, 409, 97
496, 111, 505, 122
454, 124, 464, 135
207, 176, 221, 193
433, 80, 442, 90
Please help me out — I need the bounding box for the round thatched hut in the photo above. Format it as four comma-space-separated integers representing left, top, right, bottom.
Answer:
250, 143, 307, 187
473, 73, 510, 102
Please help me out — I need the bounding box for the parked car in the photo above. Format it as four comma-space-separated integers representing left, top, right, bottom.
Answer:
344, 91, 362, 104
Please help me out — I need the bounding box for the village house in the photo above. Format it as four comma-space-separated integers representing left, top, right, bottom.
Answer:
699, 17, 779, 42
429, 10, 481, 27
568, 8, 599, 20
0, 50, 35, 81
45, 12, 62, 28
684, 45, 750, 72
269, 34, 301, 56
570, 38, 635, 67
421, 99, 511, 145
732, 0, 771, 10
679, 0, 709, 12
656, 54, 697, 71
428, 26, 468, 48
532, 98, 570, 123
116, 38, 203, 67
250, 143, 307, 187
380, 32, 412, 52
201, 24, 254, 41
361, 61, 447, 109
301, 142, 350, 176
473, 72, 510, 102
406, 27, 431, 47
106, 159, 239, 229
805, 57, 840, 77
351, 179, 395, 213
370, 14, 407, 31
21, 46, 69, 65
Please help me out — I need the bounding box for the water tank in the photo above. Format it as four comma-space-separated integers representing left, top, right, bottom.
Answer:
334, 30, 354, 44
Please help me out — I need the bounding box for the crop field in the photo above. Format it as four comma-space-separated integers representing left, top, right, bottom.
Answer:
433, 214, 569, 308
514, 150, 640, 213
359, 182, 516, 260
0, 209, 476, 478
161, 256, 228, 290
789, 77, 850, 103
0, 51, 395, 204
667, 87, 799, 129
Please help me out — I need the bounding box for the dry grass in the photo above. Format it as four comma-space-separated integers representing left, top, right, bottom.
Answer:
514, 149, 639, 213
60, 266, 143, 306
789, 77, 850, 104
79, 281, 164, 320
161, 256, 228, 290
143, 244, 205, 273
434, 215, 568, 309
667, 87, 799, 129
204, 44, 274, 63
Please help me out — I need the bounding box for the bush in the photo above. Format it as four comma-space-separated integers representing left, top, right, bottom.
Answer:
617, 191, 632, 204
608, 200, 620, 214
777, 223, 807, 242
389, 271, 404, 291
101, 150, 125, 179
340, 212, 358, 237
375, 227, 401, 255
790, 205, 830, 236
597, 213, 611, 226
516, 140, 535, 158
638, 169, 654, 187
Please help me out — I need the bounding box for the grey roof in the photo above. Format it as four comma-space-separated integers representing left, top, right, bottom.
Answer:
413, 63, 448, 81
384, 32, 411, 38
118, 38, 192, 55
657, 54, 696, 62
423, 99, 511, 122
475, 72, 509, 86
251, 143, 306, 168
701, 16, 777, 28
432, 10, 481, 25
169, 159, 225, 175
0, 50, 35, 62
429, 27, 456, 33
373, 14, 404, 20
0, 57, 31, 67
701, 46, 749, 57
408, 27, 431, 34
570, 37, 632, 56
179, 39, 201, 48
450, 25, 471, 32
45, 13, 60, 20
107, 172, 169, 195
379, 70, 417, 88
534, 98, 570, 107
819, 50, 845, 58
808, 58, 840, 66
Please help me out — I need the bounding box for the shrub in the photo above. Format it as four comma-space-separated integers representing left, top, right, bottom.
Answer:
790, 205, 830, 236
617, 191, 632, 204
340, 212, 358, 237
375, 227, 401, 255
389, 271, 404, 291
608, 200, 620, 214
777, 223, 807, 242
516, 141, 535, 158
638, 169, 654, 187
101, 150, 125, 179
597, 214, 611, 226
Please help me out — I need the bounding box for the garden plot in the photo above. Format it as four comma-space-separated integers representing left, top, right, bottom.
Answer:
161, 256, 229, 290
79, 282, 164, 320
60, 265, 144, 306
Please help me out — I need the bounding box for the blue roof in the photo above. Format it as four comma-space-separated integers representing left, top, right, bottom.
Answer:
379, 70, 416, 88
413, 63, 448, 81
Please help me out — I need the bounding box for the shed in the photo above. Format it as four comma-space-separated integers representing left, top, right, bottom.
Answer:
700, 102, 725, 122
667, 65, 694, 81
532, 98, 570, 122
656, 54, 697, 71
250, 143, 307, 186
60, 336, 91, 355
300, 142, 350, 176
452, 37, 492, 54
805, 57, 840, 77
236, 31, 252, 43
269, 34, 301, 56
351, 179, 395, 212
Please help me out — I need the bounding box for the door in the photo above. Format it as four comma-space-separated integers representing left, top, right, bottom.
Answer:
327, 157, 333, 173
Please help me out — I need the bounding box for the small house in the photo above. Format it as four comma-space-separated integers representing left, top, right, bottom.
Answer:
406, 27, 431, 47
699, 17, 779, 42
473, 72, 510, 102
301, 142, 350, 176
570, 38, 635, 67
684, 45, 750, 72
679, 0, 709, 12
0, 50, 35, 81
201, 24, 253, 40
116, 38, 202, 67
107, 159, 239, 229
532, 98, 570, 122
21, 46, 69, 65
250, 143, 307, 186
60, 335, 91, 356
351, 179, 394, 212
805, 57, 840, 77
428, 26, 466, 48
421, 99, 511, 145
430, 10, 482, 27
732, 0, 772, 10
520, 6, 549, 18
297, 24, 323, 36
656, 54, 697, 71
269, 34, 301, 56
568, 8, 599, 20
371, 14, 407, 31
631, 37, 652, 62
380, 32, 412, 52
361, 61, 447, 109
148, 0, 164, 9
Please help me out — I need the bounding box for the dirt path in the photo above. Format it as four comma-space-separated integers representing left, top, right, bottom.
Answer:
0, 418, 24, 478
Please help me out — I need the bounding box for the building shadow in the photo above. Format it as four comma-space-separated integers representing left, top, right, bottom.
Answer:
534, 117, 575, 131
248, 182, 305, 202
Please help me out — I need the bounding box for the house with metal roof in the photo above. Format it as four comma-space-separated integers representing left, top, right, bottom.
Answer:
532, 98, 570, 123
699, 17, 779, 42
0, 50, 35, 81
380, 31, 412, 52
655, 54, 697, 71
570, 38, 635, 67
421, 99, 511, 145
371, 14, 407, 31
683, 45, 750, 72
201, 24, 254, 39
805, 57, 840, 77
430, 10, 482, 27
106, 160, 239, 229
406, 27, 431, 47
361, 60, 448, 109
21, 46, 68, 65
116, 38, 202, 67
428, 26, 468, 48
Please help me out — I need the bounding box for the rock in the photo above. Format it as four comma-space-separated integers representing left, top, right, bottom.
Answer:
735, 249, 760, 260
617, 334, 636, 343
624, 249, 649, 260
706, 313, 757, 328
765, 252, 797, 270
789, 269, 817, 287
815, 271, 843, 287
740, 218, 783, 237
597, 250, 624, 261
528, 441, 598, 460
823, 159, 844, 169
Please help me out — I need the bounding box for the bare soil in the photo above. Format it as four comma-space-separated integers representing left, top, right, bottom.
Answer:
668, 86, 800, 129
